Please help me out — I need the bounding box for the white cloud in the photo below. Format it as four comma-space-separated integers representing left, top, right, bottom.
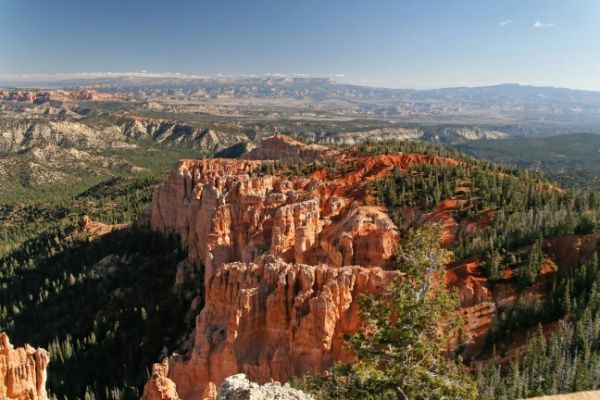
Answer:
498, 20, 513, 27
533, 20, 556, 28
334, 73, 345, 77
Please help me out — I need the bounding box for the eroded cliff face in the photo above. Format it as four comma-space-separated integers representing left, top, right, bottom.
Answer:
0, 333, 49, 400
0, 116, 249, 154
169, 256, 396, 399
150, 156, 402, 287
144, 136, 467, 399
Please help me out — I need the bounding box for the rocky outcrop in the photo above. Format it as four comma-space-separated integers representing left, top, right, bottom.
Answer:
123, 118, 248, 152
317, 127, 424, 145
166, 256, 396, 399
314, 126, 509, 146
143, 142, 472, 398
141, 359, 181, 400
149, 150, 462, 282
0, 333, 49, 400
0, 117, 250, 154
0, 89, 118, 103
217, 374, 313, 400
241, 134, 338, 162
68, 90, 116, 101
145, 143, 467, 399
0, 120, 132, 153
79, 215, 127, 238
150, 158, 400, 286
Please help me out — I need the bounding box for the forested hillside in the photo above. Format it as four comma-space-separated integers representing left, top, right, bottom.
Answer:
0, 148, 201, 400
307, 140, 600, 399
457, 133, 600, 191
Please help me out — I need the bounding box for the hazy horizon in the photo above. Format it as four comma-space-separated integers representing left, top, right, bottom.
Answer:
2, 71, 600, 93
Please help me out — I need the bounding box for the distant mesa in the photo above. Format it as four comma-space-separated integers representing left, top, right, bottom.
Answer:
241, 133, 339, 162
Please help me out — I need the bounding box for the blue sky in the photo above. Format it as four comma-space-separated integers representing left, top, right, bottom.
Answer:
1, 0, 599, 90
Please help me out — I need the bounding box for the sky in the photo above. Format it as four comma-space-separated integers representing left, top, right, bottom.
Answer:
1, 0, 599, 90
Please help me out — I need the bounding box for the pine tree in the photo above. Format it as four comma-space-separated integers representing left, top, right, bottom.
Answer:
301, 225, 478, 400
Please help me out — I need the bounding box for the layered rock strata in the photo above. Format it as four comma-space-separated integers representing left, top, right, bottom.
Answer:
150, 158, 399, 287
168, 256, 396, 399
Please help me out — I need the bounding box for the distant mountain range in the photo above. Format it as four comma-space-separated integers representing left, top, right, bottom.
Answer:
3, 76, 599, 125
2, 74, 599, 99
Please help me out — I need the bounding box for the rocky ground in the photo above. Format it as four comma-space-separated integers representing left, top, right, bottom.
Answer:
216, 374, 313, 400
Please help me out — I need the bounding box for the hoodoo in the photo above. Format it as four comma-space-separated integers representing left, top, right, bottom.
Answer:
143, 135, 470, 398
0, 333, 49, 400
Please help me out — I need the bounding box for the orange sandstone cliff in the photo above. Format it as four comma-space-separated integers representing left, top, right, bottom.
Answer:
142, 135, 489, 399
169, 256, 395, 399
0, 333, 49, 400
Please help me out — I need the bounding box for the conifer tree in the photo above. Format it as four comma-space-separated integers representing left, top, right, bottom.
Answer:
302, 225, 478, 400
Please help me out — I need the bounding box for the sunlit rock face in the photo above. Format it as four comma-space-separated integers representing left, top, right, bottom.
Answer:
0, 332, 49, 400
167, 256, 396, 399
216, 373, 314, 400
145, 134, 472, 399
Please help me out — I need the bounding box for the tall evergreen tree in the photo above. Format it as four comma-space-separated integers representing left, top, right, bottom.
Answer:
301, 225, 478, 400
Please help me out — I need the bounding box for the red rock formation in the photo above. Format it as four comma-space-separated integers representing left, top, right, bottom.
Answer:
545, 233, 600, 269
150, 158, 399, 286
445, 247, 562, 359
0, 333, 49, 400
167, 256, 396, 399
141, 359, 180, 400
143, 137, 494, 399
241, 134, 338, 162
68, 90, 115, 101
79, 215, 127, 238
70, 90, 95, 101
